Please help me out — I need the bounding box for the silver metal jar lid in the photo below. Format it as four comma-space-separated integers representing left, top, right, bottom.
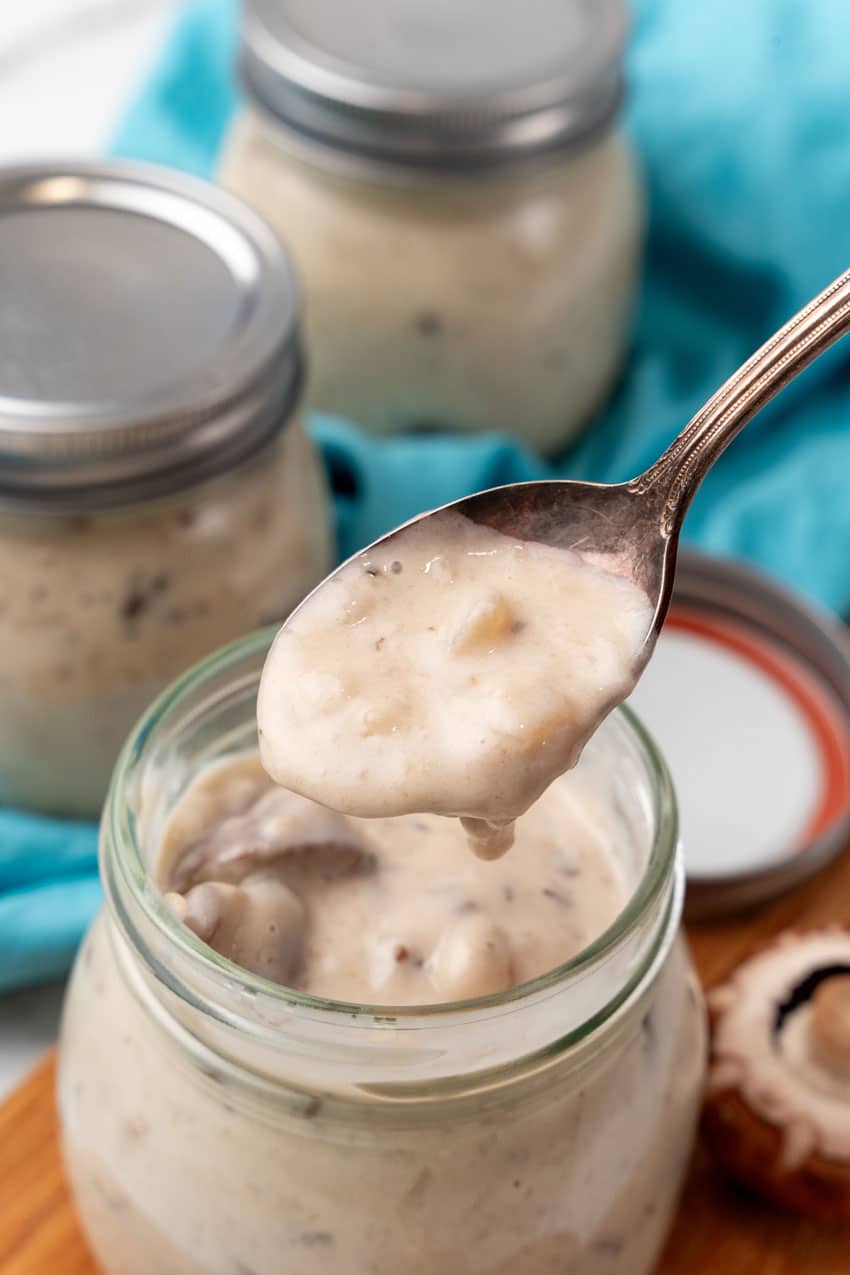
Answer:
0, 161, 302, 508
629, 551, 850, 919
241, 0, 627, 171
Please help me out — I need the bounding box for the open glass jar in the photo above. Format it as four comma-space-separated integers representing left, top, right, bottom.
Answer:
58, 630, 705, 1275
0, 162, 331, 816
220, 0, 644, 454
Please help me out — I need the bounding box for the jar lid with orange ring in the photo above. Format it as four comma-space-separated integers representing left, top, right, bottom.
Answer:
629, 550, 850, 917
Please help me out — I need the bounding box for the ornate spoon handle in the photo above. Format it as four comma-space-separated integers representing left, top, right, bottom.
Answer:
631, 268, 850, 534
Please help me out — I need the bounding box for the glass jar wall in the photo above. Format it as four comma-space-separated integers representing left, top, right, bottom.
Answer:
58, 631, 705, 1275
0, 427, 329, 815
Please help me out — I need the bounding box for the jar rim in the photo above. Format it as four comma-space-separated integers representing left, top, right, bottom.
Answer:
104, 626, 679, 1032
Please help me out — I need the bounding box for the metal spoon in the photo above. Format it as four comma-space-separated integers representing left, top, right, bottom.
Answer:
262, 270, 850, 852
285, 266, 850, 686
354, 266, 850, 674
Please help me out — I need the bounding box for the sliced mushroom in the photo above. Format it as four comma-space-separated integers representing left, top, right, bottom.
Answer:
450, 592, 516, 655
703, 927, 850, 1219
167, 784, 372, 893
427, 913, 514, 1000
166, 878, 306, 984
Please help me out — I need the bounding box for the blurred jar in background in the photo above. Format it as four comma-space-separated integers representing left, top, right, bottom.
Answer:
220, 0, 644, 455
0, 162, 331, 817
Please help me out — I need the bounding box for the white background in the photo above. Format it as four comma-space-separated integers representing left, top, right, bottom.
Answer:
0, 0, 181, 1099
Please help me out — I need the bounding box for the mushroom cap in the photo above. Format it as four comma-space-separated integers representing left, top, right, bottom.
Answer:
703, 926, 850, 1219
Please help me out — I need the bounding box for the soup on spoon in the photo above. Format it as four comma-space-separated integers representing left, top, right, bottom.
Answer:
258, 510, 651, 856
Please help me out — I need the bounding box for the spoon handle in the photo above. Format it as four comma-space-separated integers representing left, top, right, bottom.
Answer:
631, 267, 850, 534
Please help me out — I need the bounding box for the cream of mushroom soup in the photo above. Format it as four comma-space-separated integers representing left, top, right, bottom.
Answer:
258, 512, 652, 857
158, 753, 627, 1003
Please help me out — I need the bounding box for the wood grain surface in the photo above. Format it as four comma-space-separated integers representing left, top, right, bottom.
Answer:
3, 841, 850, 1274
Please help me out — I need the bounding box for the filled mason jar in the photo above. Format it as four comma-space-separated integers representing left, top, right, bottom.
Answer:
0, 162, 331, 816
220, 0, 644, 454
58, 630, 706, 1275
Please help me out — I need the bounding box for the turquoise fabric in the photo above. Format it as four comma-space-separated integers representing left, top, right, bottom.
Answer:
6, 0, 850, 991
112, 0, 850, 603
0, 815, 99, 991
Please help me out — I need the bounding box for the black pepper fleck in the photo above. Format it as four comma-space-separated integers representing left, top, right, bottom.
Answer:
542, 887, 572, 908
198, 1063, 225, 1086
641, 1011, 656, 1046
300, 1231, 334, 1248
414, 311, 443, 336
592, 1236, 625, 1256
121, 589, 147, 622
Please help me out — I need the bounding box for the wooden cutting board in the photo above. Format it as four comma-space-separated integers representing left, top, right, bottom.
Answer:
3, 844, 850, 1275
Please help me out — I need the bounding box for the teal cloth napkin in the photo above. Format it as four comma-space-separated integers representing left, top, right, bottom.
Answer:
7, 0, 850, 992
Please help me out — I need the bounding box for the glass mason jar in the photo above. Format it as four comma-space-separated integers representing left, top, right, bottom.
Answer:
220, 0, 644, 454
58, 630, 706, 1275
0, 162, 331, 816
